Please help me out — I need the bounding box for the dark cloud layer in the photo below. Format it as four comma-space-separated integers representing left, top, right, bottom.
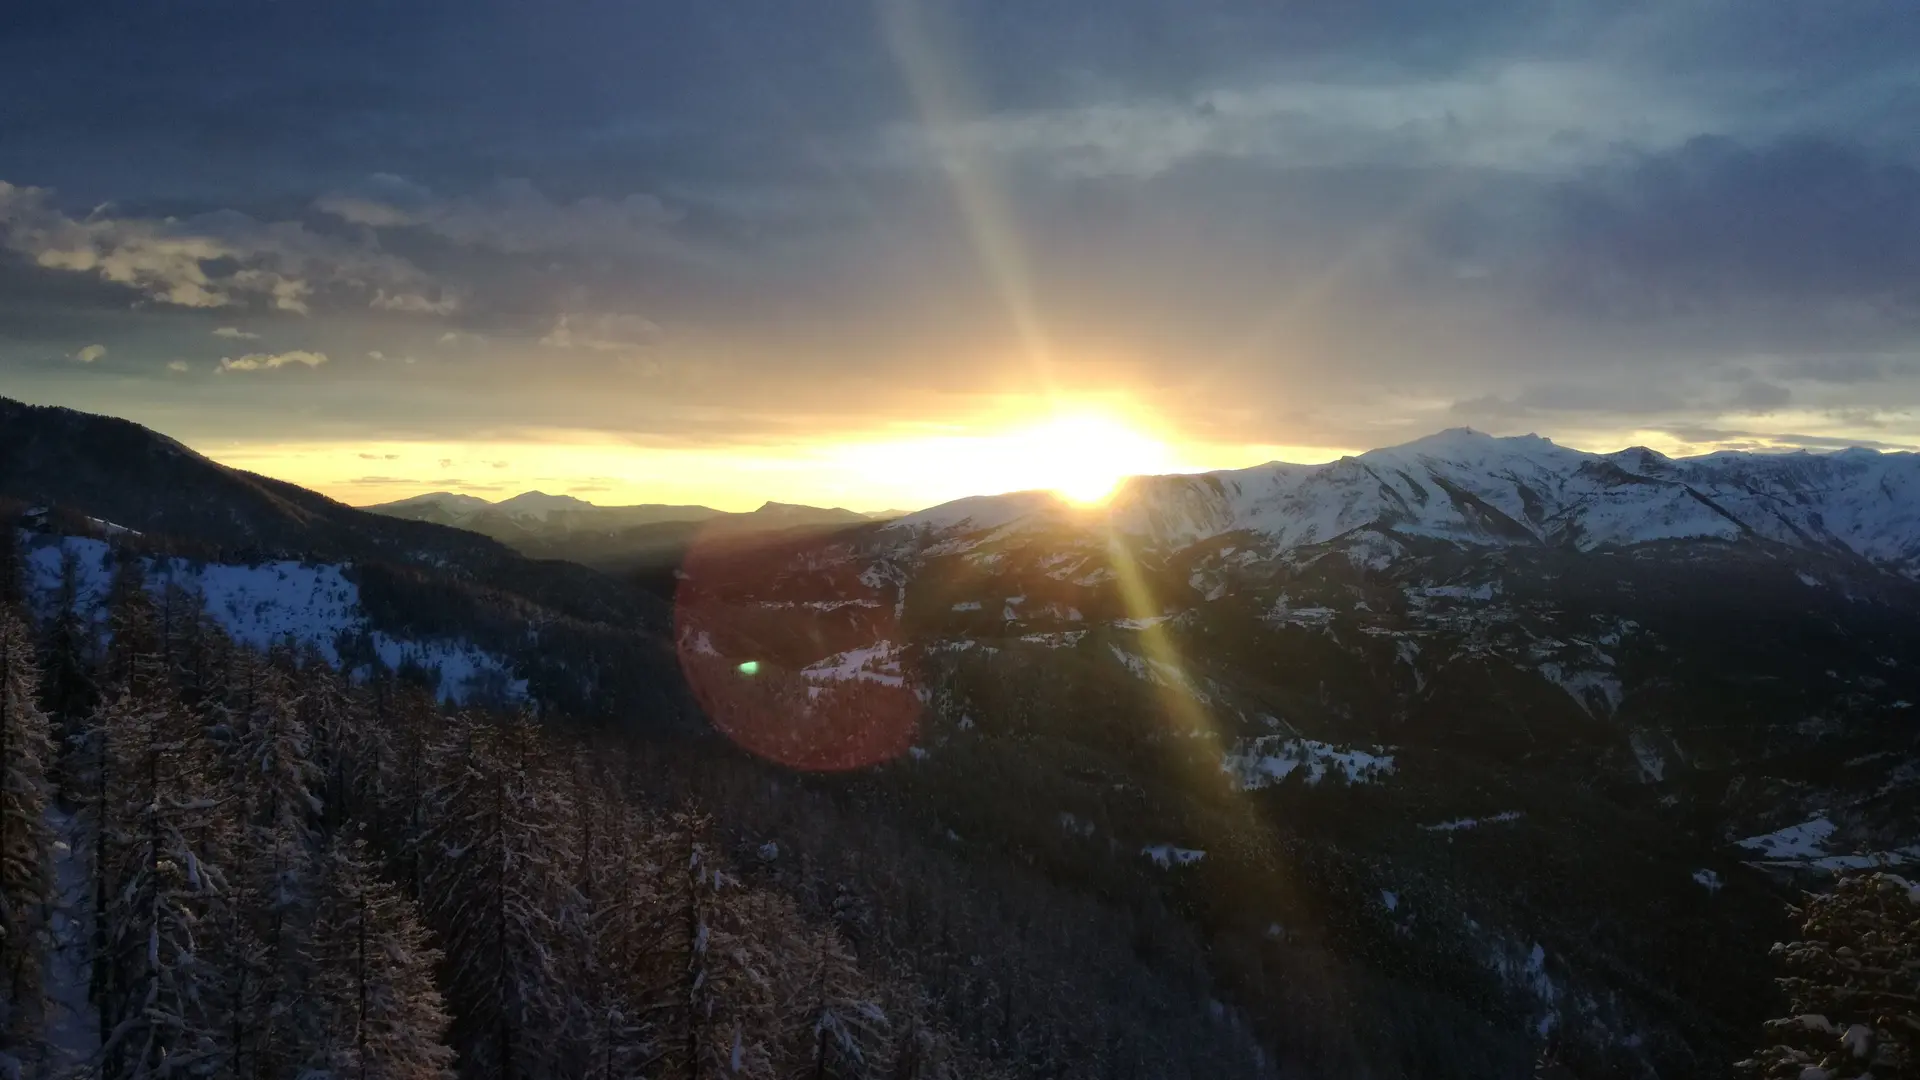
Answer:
2, 0, 1917, 460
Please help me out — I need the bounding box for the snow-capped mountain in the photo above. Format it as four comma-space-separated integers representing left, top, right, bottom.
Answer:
665, 428, 1920, 1076
892, 428, 1920, 572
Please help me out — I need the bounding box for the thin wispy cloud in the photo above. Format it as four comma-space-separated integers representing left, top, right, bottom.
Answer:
218, 350, 328, 373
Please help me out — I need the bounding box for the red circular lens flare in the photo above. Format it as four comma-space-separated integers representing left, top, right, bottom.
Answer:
672, 525, 919, 772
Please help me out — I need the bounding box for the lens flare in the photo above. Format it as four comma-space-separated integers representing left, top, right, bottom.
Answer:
674, 523, 919, 772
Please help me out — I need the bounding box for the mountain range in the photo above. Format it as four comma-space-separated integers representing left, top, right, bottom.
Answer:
365, 489, 890, 568
894, 426, 1920, 570
8, 396, 1920, 1077
669, 425, 1920, 1076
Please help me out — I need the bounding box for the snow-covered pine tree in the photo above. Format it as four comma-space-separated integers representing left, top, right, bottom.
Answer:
102, 551, 159, 699
72, 692, 128, 1070
787, 928, 890, 1080
156, 583, 225, 712
646, 810, 785, 1080
421, 711, 580, 1080
1739, 871, 1919, 1078
381, 688, 445, 904
77, 565, 236, 1078
304, 833, 455, 1080
92, 685, 231, 1079
297, 648, 365, 838
0, 609, 54, 1069
221, 650, 324, 1077
555, 759, 666, 1080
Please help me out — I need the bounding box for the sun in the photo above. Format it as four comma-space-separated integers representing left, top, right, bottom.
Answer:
1015, 412, 1178, 506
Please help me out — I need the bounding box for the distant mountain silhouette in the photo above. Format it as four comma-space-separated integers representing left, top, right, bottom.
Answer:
366, 489, 873, 570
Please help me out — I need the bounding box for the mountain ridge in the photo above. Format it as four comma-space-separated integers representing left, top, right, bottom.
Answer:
364, 488, 875, 566
890, 427, 1920, 573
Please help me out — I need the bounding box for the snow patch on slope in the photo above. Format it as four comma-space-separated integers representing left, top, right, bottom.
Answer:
1141, 845, 1206, 868
1739, 817, 1837, 859
23, 535, 524, 703
1420, 811, 1523, 832
1222, 736, 1396, 789
802, 642, 906, 687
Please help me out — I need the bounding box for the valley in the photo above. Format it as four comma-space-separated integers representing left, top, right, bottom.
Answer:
5, 399, 1919, 1077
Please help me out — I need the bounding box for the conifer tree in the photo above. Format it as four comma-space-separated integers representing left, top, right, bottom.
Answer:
0, 610, 54, 1067
299, 651, 364, 838
564, 792, 659, 1079
156, 583, 222, 710
224, 652, 323, 1078
422, 712, 579, 1079
381, 688, 442, 903
88, 565, 234, 1079
91, 685, 231, 1079
40, 549, 97, 748
0, 514, 24, 614
649, 812, 784, 1080
790, 929, 891, 1080
102, 551, 158, 697
305, 833, 455, 1080
1739, 872, 1919, 1078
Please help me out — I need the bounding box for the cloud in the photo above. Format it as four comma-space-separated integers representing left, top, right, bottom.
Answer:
0, 180, 447, 315
218, 350, 328, 372
344, 476, 427, 487
885, 61, 1706, 181
370, 288, 458, 315
318, 175, 684, 260
212, 326, 260, 340
1450, 381, 1686, 420
1542, 137, 1920, 320
1725, 377, 1793, 413
1777, 354, 1905, 384
69, 343, 106, 364
167, 360, 190, 372
539, 312, 660, 352
1659, 425, 1920, 452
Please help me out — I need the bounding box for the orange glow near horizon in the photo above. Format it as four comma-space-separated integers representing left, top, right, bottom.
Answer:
196, 401, 1347, 513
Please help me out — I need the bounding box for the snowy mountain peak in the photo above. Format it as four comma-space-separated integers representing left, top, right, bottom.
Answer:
1359, 427, 1567, 468
893, 430, 1920, 573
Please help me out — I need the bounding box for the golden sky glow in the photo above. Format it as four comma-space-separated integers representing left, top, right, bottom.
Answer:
194, 403, 1911, 515
201, 401, 1358, 512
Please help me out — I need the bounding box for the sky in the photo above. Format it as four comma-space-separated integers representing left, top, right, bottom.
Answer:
2, 1, 1918, 512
